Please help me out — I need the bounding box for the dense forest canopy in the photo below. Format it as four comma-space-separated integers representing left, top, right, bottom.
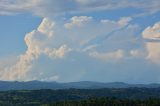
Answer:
0, 88, 160, 106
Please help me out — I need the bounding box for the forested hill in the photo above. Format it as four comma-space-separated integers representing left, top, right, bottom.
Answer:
1, 81, 160, 91
1, 88, 160, 106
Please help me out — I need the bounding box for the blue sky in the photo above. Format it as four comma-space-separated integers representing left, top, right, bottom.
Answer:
0, 0, 160, 84
0, 14, 41, 56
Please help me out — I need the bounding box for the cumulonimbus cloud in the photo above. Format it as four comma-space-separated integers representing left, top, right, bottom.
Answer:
0, 0, 160, 83
0, 18, 71, 81
0, 15, 140, 81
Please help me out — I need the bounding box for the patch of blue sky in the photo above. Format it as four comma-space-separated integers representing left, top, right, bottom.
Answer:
0, 13, 42, 57
64, 7, 143, 20
133, 11, 160, 29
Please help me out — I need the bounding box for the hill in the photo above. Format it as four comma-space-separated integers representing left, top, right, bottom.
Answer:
1, 88, 160, 105
0, 81, 160, 91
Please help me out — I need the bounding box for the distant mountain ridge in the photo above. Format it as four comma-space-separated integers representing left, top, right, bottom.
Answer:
0, 80, 160, 91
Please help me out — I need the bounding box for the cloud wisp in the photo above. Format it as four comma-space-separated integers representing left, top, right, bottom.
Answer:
1, 0, 160, 17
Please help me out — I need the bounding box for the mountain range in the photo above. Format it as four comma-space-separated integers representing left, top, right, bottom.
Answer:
0, 81, 160, 91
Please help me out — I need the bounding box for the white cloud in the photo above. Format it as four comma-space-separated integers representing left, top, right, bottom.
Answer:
130, 49, 144, 57
101, 17, 132, 27
89, 49, 124, 61
142, 22, 160, 64
64, 16, 92, 29
0, 18, 70, 81
143, 22, 160, 40
0, 0, 37, 15
37, 18, 55, 37
0, 15, 140, 81
117, 17, 132, 26
40, 75, 59, 81
0, 0, 160, 83
100, 19, 115, 24
44, 45, 71, 58
146, 43, 160, 64
82, 45, 97, 52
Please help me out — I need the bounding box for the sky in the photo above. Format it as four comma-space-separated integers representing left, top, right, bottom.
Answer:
0, 0, 160, 84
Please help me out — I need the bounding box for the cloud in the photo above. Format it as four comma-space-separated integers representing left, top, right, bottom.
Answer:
130, 49, 144, 57
145, 43, 160, 64
64, 16, 92, 29
117, 17, 132, 26
37, 18, 55, 37
0, 18, 70, 81
0, 0, 36, 15
0, 15, 140, 81
76, 0, 96, 4
143, 22, 160, 40
142, 22, 160, 64
101, 17, 132, 27
40, 75, 59, 81
1, 0, 160, 17
1, 1, 160, 83
63, 16, 133, 48
44, 45, 71, 58
89, 49, 124, 61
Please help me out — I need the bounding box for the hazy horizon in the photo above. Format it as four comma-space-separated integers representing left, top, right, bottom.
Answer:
0, 0, 160, 84
2, 80, 160, 84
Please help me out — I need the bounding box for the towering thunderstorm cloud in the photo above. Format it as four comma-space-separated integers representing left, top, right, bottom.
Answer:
0, 0, 160, 82
0, 18, 70, 81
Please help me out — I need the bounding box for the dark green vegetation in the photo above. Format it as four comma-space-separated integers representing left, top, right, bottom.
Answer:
53, 98, 160, 106
0, 88, 160, 106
